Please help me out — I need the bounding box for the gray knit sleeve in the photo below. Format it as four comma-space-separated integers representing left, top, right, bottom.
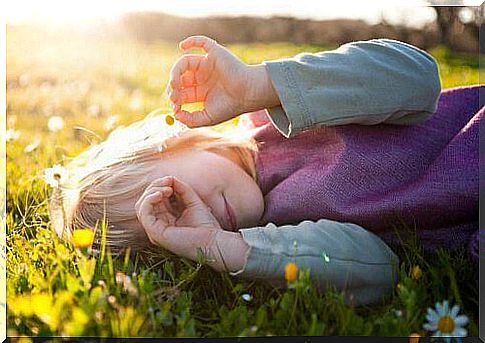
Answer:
231, 219, 400, 306
263, 39, 441, 137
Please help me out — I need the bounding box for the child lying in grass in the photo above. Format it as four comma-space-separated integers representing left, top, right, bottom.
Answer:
47, 36, 480, 307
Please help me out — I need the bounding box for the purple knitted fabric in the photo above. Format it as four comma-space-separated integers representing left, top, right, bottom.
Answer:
242, 85, 482, 262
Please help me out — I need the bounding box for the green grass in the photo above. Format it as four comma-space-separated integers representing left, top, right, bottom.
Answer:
6, 25, 480, 338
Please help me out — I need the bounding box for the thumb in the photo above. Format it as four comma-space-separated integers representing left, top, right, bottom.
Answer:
174, 109, 215, 128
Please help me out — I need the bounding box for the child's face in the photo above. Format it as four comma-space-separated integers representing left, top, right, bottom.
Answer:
149, 149, 265, 231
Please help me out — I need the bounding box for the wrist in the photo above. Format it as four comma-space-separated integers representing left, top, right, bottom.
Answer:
242, 64, 280, 113
210, 231, 249, 273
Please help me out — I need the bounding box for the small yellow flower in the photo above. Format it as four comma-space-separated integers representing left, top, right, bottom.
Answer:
165, 114, 175, 126
71, 229, 95, 249
411, 265, 422, 281
409, 332, 420, 343
284, 262, 298, 282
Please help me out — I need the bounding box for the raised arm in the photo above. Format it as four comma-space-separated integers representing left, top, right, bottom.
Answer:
167, 36, 441, 137
263, 39, 442, 137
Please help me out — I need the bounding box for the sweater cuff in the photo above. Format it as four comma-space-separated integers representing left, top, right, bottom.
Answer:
229, 224, 286, 287
263, 60, 314, 137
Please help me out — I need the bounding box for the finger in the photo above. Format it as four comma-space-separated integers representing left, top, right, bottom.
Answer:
178, 84, 209, 105
144, 191, 165, 205
169, 55, 203, 90
136, 180, 174, 210
171, 176, 206, 208
179, 36, 218, 53
181, 71, 196, 88
147, 177, 174, 189
168, 87, 180, 106
137, 192, 164, 229
145, 185, 173, 194
138, 185, 173, 206
194, 57, 213, 85
169, 84, 208, 106
174, 109, 214, 128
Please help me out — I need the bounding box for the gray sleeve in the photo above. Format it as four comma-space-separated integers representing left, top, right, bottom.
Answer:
263, 39, 442, 137
231, 219, 400, 306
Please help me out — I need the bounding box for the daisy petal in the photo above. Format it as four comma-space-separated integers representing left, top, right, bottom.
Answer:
454, 315, 469, 327
436, 302, 444, 316
426, 309, 439, 323
426, 313, 437, 323
450, 304, 460, 318
443, 300, 449, 314
453, 327, 467, 337
423, 323, 437, 331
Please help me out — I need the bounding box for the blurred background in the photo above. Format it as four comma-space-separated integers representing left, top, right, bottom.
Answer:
7, 0, 483, 52
119, 1, 480, 53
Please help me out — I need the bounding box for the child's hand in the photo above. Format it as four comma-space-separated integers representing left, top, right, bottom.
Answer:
135, 176, 222, 244
167, 35, 279, 128
135, 176, 249, 272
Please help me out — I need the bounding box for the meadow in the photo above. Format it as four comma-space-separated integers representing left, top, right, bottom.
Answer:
5, 25, 480, 338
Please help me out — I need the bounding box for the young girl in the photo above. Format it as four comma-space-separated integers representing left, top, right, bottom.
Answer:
48, 36, 481, 307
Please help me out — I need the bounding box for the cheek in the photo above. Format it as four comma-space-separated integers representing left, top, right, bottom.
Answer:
234, 177, 265, 227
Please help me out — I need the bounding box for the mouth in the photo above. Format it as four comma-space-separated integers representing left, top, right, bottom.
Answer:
222, 194, 238, 231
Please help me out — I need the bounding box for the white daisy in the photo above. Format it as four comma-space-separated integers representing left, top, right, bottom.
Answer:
423, 300, 469, 343
87, 104, 101, 118
44, 164, 68, 188
129, 91, 142, 111
24, 138, 41, 153
7, 115, 17, 127
48, 116, 64, 132
104, 115, 119, 131
6, 129, 21, 142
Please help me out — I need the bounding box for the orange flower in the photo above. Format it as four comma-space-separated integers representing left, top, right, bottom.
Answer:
284, 262, 298, 282
165, 114, 175, 126
71, 229, 95, 249
409, 332, 420, 343
411, 265, 422, 281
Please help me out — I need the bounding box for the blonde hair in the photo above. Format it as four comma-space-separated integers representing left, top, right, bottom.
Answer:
49, 112, 258, 253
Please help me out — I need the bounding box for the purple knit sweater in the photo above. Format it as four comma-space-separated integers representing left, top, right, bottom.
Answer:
241, 85, 482, 262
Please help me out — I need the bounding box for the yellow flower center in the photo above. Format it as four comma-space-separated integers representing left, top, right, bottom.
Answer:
165, 115, 175, 126
284, 262, 298, 282
71, 229, 95, 249
437, 316, 455, 333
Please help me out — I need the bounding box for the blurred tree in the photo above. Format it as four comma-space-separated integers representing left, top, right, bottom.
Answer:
427, 0, 481, 51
